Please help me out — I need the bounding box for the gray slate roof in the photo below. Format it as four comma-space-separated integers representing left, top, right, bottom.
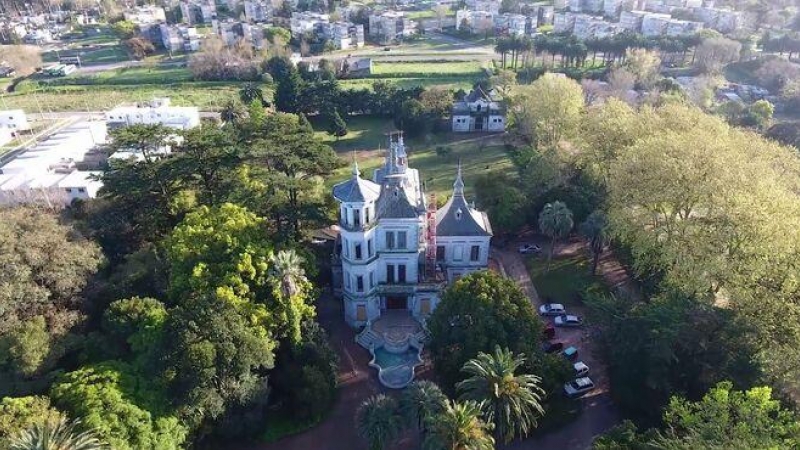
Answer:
435, 194, 492, 237
332, 169, 380, 203
376, 175, 421, 219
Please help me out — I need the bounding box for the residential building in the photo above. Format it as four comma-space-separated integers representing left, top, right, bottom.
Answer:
619, 10, 647, 31
574, 14, 620, 38
665, 18, 702, 35
213, 20, 266, 49
332, 135, 492, 326
691, 6, 741, 33
290, 11, 329, 35
244, 0, 273, 23
466, 0, 501, 14
158, 24, 201, 52
0, 110, 30, 132
180, 0, 216, 25
324, 21, 365, 49
494, 13, 529, 36
368, 11, 415, 44
553, 11, 577, 33
105, 98, 201, 130
641, 12, 672, 35
451, 87, 505, 133
455, 10, 495, 32
123, 5, 167, 25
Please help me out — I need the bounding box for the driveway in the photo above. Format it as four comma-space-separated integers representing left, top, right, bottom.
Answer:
492, 245, 620, 450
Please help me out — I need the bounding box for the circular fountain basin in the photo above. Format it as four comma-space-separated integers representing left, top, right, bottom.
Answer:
369, 345, 423, 389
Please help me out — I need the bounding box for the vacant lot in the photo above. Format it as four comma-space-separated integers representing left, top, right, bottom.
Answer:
526, 242, 606, 306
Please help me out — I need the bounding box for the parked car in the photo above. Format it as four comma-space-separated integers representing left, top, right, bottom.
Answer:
564, 377, 595, 398
539, 303, 566, 316
543, 323, 556, 339
542, 341, 565, 354
573, 361, 589, 377
518, 244, 541, 254
562, 346, 578, 360
555, 314, 583, 327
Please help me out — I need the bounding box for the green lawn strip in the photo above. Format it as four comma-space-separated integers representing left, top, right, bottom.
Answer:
371, 61, 485, 77
312, 115, 394, 152
43, 44, 129, 65
340, 77, 479, 90
526, 252, 606, 306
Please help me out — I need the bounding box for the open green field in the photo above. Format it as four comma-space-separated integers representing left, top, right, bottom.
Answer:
323, 115, 513, 199
340, 77, 477, 91
526, 251, 606, 306
31, 66, 195, 87
3, 83, 241, 112
42, 44, 129, 65
371, 61, 485, 76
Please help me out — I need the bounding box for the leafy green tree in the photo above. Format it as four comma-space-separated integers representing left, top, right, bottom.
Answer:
400, 381, 447, 433
162, 293, 274, 437
242, 112, 339, 239
0, 396, 65, 448
164, 203, 274, 327
579, 210, 608, 275
538, 201, 574, 271
111, 20, 137, 39
474, 170, 528, 234
100, 124, 187, 241
297, 113, 314, 133
427, 271, 543, 390
102, 297, 167, 369
325, 110, 348, 140
594, 383, 800, 449
356, 394, 404, 450
2, 317, 50, 377
423, 400, 495, 450
457, 347, 545, 444
122, 37, 154, 60
510, 73, 584, 148
268, 249, 315, 345
220, 99, 247, 124
9, 418, 107, 450
50, 362, 186, 450
170, 126, 243, 205
269, 322, 338, 421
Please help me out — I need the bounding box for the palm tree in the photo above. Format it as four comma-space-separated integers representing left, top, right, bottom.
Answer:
538, 201, 574, 272
269, 249, 307, 299
9, 418, 107, 450
457, 347, 545, 444
356, 394, 404, 450
220, 99, 247, 124
423, 400, 495, 450
579, 210, 608, 276
238, 82, 264, 105
400, 380, 447, 433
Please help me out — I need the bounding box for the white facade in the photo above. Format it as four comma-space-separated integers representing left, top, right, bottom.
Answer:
333, 137, 492, 327
106, 98, 200, 130
0, 121, 106, 207
123, 6, 167, 25
451, 87, 505, 133
244, 0, 272, 22
369, 11, 415, 43
0, 110, 31, 132
290, 11, 329, 35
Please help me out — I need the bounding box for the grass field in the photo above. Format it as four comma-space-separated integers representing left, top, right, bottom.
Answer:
3, 83, 242, 112
323, 116, 513, 199
37, 66, 195, 86
371, 61, 485, 76
526, 251, 605, 306
340, 77, 478, 91
42, 44, 129, 65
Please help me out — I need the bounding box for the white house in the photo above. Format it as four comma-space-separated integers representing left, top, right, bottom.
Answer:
0, 110, 31, 132
105, 98, 200, 130
452, 87, 506, 133
332, 135, 492, 327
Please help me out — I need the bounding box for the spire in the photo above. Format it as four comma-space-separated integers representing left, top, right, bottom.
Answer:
453, 159, 465, 196
351, 153, 360, 178
386, 135, 398, 174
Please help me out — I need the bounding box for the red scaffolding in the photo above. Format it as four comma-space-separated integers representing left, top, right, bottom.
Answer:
425, 193, 437, 280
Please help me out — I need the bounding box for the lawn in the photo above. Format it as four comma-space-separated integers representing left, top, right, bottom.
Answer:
42, 44, 129, 65
371, 61, 486, 77
48, 66, 195, 86
340, 77, 478, 91
324, 119, 514, 200
526, 250, 605, 306
3, 83, 242, 112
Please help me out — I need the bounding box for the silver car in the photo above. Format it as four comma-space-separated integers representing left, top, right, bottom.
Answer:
564, 377, 595, 398
539, 303, 566, 316
555, 314, 583, 327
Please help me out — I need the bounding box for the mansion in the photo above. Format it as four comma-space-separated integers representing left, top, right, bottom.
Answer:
332, 135, 493, 327
451, 87, 506, 133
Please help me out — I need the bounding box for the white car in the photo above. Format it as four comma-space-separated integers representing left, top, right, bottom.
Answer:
573, 361, 589, 377
539, 303, 566, 316
555, 314, 583, 327
564, 377, 595, 398
518, 244, 542, 254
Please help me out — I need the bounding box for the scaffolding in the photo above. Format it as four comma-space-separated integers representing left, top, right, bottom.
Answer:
425, 193, 437, 280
